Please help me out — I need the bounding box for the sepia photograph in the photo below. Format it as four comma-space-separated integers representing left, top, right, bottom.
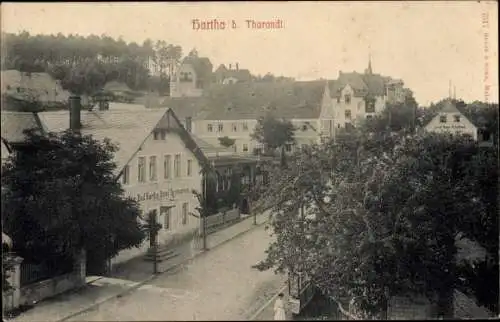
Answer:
1, 1, 498, 321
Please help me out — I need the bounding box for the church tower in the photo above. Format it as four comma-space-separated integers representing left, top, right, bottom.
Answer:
365, 54, 373, 75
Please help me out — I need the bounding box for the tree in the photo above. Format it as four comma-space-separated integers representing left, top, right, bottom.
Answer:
218, 136, 235, 148
362, 93, 420, 133
250, 115, 296, 155
253, 131, 498, 318
1, 130, 146, 272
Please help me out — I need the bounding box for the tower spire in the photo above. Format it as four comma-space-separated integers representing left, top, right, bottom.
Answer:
366, 51, 373, 74
448, 80, 452, 99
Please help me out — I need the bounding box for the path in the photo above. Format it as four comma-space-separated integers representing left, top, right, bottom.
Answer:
64, 223, 286, 321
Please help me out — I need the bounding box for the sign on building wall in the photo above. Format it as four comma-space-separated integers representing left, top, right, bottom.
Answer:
132, 188, 191, 202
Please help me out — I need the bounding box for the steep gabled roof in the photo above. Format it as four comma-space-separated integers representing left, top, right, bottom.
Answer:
1, 111, 46, 144
39, 109, 168, 175
38, 108, 211, 177
330, 71, 401, 98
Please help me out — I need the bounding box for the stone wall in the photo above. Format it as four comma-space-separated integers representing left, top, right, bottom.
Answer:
2, 250, 86, 313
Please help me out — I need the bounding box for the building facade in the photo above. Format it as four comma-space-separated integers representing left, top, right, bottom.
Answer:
39, 102, 209, 264
424, 99, 478, 140
330, 59, 408, 128
163, 80, 334, 155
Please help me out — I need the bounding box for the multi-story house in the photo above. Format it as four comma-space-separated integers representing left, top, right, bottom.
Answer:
170, 56, 213, 98
1, 70, 70, 104
162, 80, 335, 155
39, 98, 210, 268
330, 59, 408, 128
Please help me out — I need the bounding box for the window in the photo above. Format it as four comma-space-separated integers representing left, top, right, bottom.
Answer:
301, 124, 308, 131
345, 110, 352, 119
187, 159, 193, 176
122, 165, 130, 185
185, 117, 192, 133
174, 154, 181, 177
149, 156, 157, 181
160, 130, 166, 140
218, 123, 224, 132
160, 206, 171, 230
366, 115, 373, 120
138, 157, 146, 182
164, 155, 171, 179
301, 144, 307, 150
153, 130, 160, 140
285, 144, 292, 152
365, 101, 375, 113
182, 203, 188, 225
440, 115, 447, 123
208, 124, 213, 132
6, 85, 11, 90
242, 122, 248, 131
232, 123, 237, 132
454, 115, 461, 122
243, 144, 249, 152
336, 97, 340, 103
344, 94, 351, 104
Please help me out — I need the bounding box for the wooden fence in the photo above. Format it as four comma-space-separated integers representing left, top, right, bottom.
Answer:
205, 208, 240, 233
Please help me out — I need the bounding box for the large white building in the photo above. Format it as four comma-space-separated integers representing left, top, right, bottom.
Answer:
39, 101, 210, 265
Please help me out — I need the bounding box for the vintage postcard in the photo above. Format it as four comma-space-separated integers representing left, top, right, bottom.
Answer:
1, 2, 498, 321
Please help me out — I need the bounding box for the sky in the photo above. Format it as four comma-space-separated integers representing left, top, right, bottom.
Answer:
2, 1, 498, 106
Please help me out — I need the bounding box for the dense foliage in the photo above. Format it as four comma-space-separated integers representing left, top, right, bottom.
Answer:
1, 130, 146, 271
254, 127, 498, 318
1, 32, 185, 94
251, 115, 296, 154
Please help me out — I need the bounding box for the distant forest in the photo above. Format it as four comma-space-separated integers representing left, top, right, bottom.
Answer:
1, 31, 294, 98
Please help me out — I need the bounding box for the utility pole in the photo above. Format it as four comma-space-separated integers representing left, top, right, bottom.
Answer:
202, 167, 208, 251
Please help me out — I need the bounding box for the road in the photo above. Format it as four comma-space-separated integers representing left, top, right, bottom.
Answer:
65, 224, 287, 321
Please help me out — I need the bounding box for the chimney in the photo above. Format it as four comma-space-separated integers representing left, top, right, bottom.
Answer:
69, 95, 82, 131
229, 63, 232, 70
236, 63, 239, 71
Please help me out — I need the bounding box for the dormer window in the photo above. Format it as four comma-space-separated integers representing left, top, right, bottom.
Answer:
440, 115, 447, 123
453, 115, 461, 122
344, 94, 351, 104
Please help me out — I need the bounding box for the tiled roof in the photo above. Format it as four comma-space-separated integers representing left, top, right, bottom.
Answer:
330, 71, 398, 98
39, 108, 211, 177
1, 111, 46, 143
160, 97, 210, 120
39, 109, 168, 175
166, 81, 326, 121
